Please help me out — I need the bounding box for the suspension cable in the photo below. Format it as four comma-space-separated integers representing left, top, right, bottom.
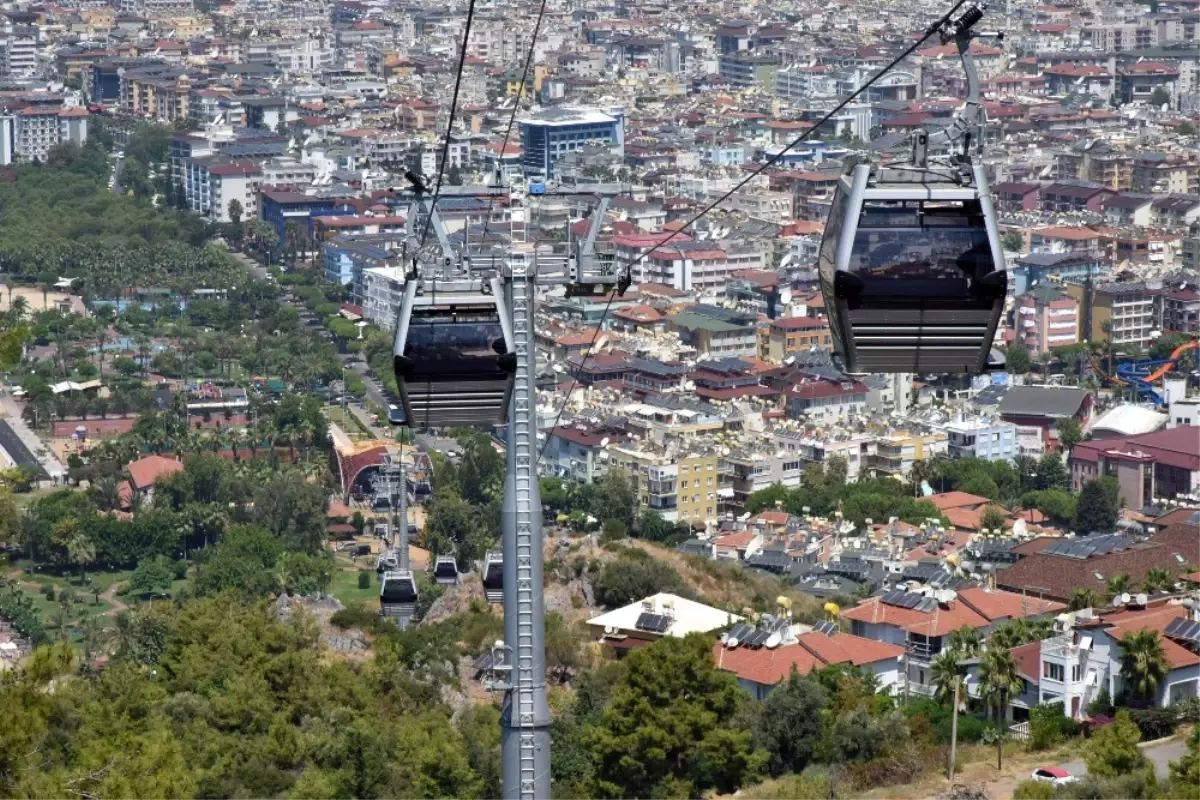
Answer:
416, 0, 480, 253
534, 0, 974, 468
481, 0, 549, 253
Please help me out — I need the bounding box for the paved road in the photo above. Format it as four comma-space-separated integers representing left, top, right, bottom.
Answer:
0, 389, 63, 482
0, 419, 49, 480
111, 154, 123, 195
1059, 735, 1187, 780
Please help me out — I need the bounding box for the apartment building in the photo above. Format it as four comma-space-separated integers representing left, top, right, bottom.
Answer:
0, 107, 89, 165
666, 309, 758, 359
207, 162, 262, 223
3, 27, 37, 76
1133, 154, 1200, 195
1161, 287, 1200, 334
759, 316, 833, 362
945, 419, 1018, 462
608, 444, 721, 525
1015, 284, 1080, 355
767, 428, 877, 482
542, 425, 627, 484
1066, 281, 1162, 349
783, 376, 869, 421
1070, 426, 1200, 506
360, 265, 405, 330
869, 432, 947, 480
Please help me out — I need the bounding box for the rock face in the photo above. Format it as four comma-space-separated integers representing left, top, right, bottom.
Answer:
423, 572, 487, 625
274, 594, 368, 654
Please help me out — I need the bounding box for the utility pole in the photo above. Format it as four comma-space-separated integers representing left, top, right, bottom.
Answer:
903, 628, 911, 706
948, 679, 960, 783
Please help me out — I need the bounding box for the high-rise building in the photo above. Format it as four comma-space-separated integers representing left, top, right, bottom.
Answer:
518, 107, 623, 179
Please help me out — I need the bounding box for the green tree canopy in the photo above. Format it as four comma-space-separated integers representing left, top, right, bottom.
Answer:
584, 634, 766, 798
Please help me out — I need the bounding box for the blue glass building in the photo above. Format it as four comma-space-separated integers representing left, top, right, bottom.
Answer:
518, 107, 623, 179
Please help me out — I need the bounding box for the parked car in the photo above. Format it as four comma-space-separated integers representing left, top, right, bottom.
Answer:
1031, 768, 1076, 785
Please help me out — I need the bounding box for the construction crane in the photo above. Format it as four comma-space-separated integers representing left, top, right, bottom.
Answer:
388, 175, 630, 799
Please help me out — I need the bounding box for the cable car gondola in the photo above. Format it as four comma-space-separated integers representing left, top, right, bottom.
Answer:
481, 550, 503, 603
817, 6, 1007, 375
380, 569, 418, 627
393, 276, 515, 429
433, 554, 460, 586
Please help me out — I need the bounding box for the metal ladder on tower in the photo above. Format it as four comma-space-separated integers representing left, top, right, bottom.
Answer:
508, 254, 538, 798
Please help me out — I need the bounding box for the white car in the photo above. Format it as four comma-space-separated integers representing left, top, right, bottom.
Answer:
1031, 767, 1077, 785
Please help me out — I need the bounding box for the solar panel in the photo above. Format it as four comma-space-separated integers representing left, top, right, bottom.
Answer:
917, 597, 938, 612
636, 612, 668, 632
814, 621, 838, 636
1166, 618, 1200, 644
749, 630, 769, 647
656, 615, 672, 633
728, 624, 752, 641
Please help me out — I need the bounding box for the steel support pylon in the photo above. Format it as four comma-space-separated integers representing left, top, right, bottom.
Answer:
500, 253, 551, 800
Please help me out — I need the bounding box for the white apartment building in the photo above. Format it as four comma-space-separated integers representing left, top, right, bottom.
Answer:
3, 28, 37, 76
362, 266, 406, 332
207, 163, 262, 223
0, 107, 89, 165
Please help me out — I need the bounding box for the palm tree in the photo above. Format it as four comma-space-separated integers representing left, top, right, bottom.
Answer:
66, 532, 96, 585
1027, 617, 1055, 641
110, 610, 136, 656
92, 474, 122, 512
989, 619, 1030, 650
1117, 629, 1169, 707
930, 649, 966, 705
978, 648, 1024, 768
949, 625, 983, 657
1141, 568, 1173, 595
1068, 587, 1100, 611
1106, 573, 1131, 601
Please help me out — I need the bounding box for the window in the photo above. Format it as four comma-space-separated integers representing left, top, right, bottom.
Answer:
1072, 664, 1082, 682
1043, 662, 1064, 681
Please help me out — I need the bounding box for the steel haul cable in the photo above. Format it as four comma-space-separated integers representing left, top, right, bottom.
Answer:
534, 0, 975, 467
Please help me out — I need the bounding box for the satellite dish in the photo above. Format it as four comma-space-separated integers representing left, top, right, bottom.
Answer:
765, 632, 782, 649
727, 637, 740, 648
1135, 593, 1147, 605
1119, 593, 1132, 605
599, 437, 609, 447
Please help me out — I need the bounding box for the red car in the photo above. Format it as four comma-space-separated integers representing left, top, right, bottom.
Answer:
1031, 767, 1077, 785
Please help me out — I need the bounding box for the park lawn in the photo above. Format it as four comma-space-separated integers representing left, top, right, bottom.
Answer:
10, 562, 135, 595
324, 405, 372, 439
328, 564, 379, 610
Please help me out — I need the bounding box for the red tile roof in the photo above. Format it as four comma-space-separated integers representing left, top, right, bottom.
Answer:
126, 454, 183, 490
1010, 641, 1042, 684
929, 491, 992, 511
843, 588, 1062, 638
713, 631, 902, 685
956, 586, 1065, 621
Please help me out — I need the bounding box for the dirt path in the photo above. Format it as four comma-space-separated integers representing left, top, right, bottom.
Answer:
99, 582, 128, 617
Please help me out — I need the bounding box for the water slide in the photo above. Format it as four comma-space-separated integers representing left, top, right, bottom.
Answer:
1108, 339, 1199, 407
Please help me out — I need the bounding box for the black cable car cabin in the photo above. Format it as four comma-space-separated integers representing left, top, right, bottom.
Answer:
379, 569, 418, 612
433, 554, 460, 586
481, 550, 503, 603
818, 163, 1007, 375
393, 278, 515, 430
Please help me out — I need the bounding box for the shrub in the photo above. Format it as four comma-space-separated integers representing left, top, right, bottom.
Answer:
357, 571, 370, 590
742, 771, 835, 800
172, 560, 189, 580
41, 584, 55, 601
1030, 701, 1081, 750
1087, 687, 1114, 717
1013, 779, 1056, 800
1127, 707, 1177, 741
592, 555, 688, 608
1170, 696, 1200, 726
